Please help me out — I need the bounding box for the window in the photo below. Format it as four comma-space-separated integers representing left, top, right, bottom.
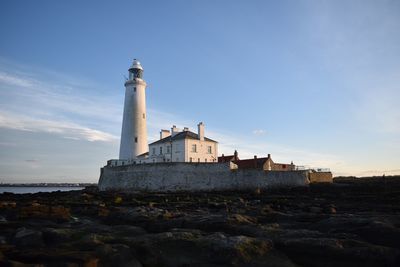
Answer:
135, 137, 138, 143
190, 157, 192, 162
152, 147, 156, 155
207, 146, 212, 154
167, 145, 170, 153
191, 144, 197, 152
134, 87, 136, 92
160, 147, 163, 155
205, 158, 207, 162
143, 113, 145, 119
198, 158, 200, 162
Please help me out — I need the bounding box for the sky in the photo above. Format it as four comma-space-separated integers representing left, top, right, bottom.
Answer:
0, 0, 399, 183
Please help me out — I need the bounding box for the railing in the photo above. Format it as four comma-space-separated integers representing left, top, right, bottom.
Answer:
295, 166, 330, 172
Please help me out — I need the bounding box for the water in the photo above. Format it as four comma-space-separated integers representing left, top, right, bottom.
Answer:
0, 187, 85, 194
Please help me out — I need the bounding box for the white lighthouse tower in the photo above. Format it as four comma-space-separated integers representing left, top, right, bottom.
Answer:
119, 59, 148, 159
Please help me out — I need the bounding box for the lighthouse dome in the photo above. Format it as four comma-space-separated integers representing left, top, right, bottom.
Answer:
129, 59, 143, 70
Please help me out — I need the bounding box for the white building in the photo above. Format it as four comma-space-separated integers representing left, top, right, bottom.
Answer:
109, 59, 218, 167
145, 122, 218, 163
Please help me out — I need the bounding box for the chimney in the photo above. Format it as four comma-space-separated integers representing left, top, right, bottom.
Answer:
234, 150, 238, 161
254, 155, 257, 168
160, 129, 170, 140
183, 127, 189, 131
171, 125, 180, 137
198, 122, 204, 141
267, 154, 271, 159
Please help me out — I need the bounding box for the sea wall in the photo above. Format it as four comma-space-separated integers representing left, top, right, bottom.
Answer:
98, 162, 310, 192
309, 172, 333, 183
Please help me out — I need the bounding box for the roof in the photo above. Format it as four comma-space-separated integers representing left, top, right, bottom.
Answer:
233, 157, 269, 169
137, 152, 149, 158
218, 155, 236, 163
149, 130, 217, 146
136, 152, 149, 159
129, 59, 143, 70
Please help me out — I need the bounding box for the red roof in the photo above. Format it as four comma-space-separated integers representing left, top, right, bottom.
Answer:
218, 155, 236, 163
233, 157, 269, 169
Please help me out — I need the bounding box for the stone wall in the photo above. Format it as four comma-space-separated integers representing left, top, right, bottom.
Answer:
309, 172, 333, 183
98, 162, 310, 192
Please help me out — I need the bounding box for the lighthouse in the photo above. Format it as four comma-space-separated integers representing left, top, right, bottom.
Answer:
119, 59, 148, 159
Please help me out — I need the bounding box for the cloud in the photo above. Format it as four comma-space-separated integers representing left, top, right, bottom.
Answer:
0, 67, 122, 132
25, 159, 39, 163
0, 71, 34, 87
0, 142, 17, 147
0, 112, 118, 142
252, 129, 266, 135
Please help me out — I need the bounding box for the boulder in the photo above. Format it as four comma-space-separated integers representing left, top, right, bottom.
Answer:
13, 227, 44, 248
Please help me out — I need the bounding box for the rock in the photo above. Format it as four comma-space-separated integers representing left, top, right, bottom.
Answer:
276, 237, 400, 267
261, 204, 275, 214
310, 216, 373, 233
350, 220, 400, 248
2, 179, 400, 266
327, 207, 337, 214
97, 243, 142, 267
42, 228, 76, 244
0, 216, 7, 223
114, 196, 123, 204
19, 203, 70, 221
309, 206, 323, 213
13, 227, 44, 248
0, 201, 16, 208
112, 225, 147, 237
126, 231, 297, 267
228, 214, 257, 224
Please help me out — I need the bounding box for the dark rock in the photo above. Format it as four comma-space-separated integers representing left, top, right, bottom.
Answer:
309, 206, 323, 213
42, 228, 76, 244
2, 179, 400, 266
112, 225, 147, 237
350, 220, 400, 248
0, 215, 7, 223
127, 231, 297, 267
97, 243, 142, 267
276, 237, 400, 267
13, 227, 44, 248
19, 203, 71, 222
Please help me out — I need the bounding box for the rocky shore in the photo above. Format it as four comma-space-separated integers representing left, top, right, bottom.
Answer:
1, 178, 400, 266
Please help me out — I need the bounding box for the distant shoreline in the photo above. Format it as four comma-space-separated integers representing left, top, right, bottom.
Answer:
0, 183, 96, 187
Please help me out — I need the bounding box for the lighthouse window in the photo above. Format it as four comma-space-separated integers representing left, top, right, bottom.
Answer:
135, 137, 138, 143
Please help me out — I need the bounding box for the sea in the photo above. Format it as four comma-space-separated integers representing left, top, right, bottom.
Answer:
0, 187, 85, 194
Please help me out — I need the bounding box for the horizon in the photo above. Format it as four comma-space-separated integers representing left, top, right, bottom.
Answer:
0, 0, 399, 183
